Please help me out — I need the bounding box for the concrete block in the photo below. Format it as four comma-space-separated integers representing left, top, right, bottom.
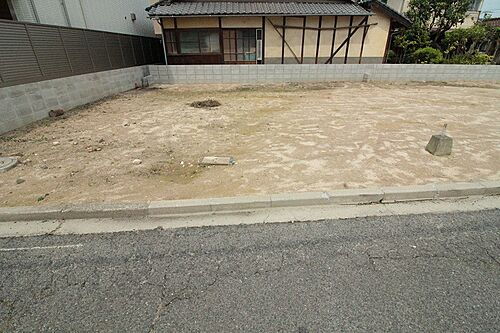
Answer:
0, 205, 63, 222
45, 97, 60, 109
210, 195, 272, 211
8, 87, 25, 98
329, 188, 384, 204
271, 192, 330, 207
426, 134, 453, 156
436, 182, 490, 198
61, 203, 148, 219
478, 180, 500, 195
149, 199, 213, 215
382, 184, 438, 202
15, 103, 33, 117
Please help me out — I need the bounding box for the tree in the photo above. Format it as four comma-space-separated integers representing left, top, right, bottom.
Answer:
443, 24, 500, 64
405, 0, 473, 46
393, 0, 474, 62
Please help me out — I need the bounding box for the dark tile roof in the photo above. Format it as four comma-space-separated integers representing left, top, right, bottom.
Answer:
361, 0, 411, 27
147, 1, 372, 17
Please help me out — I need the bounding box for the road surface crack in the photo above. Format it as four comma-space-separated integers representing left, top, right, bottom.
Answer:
148, 262, 221, 333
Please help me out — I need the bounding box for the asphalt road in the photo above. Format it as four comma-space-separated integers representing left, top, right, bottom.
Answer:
1, 210, 499, 332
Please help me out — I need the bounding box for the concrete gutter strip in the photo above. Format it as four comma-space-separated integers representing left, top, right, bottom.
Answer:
381, 184, 438, 203
270, 192, 329, 208
60, 203, 149, 220
329, 188, 384, 204
0, 181, 498, 222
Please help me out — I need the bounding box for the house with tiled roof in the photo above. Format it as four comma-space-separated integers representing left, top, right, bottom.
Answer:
146, 0, 410, 65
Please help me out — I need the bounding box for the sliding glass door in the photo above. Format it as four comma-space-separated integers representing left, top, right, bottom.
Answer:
223, 29, 257, 64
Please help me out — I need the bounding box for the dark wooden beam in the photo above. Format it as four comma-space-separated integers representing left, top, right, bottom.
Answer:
262, 16, 266, 64
173, 18, 180, 55
300, 16, 306, 64
160, 19, 170, 64
315, 16, 322, 64
281, 16, 286, 64
267, 18, 300, 64
329, 16, 338, 64
344, 16, 354, 64
383, 21, 394, 63
358, 16, 369, 64
218, 17, 224, 62
272, 23, 376, 31
324, 16, 368, 64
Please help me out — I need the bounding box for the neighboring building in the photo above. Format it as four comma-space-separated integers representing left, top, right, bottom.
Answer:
146, 0, 410, 65
0, 0, 155, 36
482, 17, 500, 27
380, 0, 484, 29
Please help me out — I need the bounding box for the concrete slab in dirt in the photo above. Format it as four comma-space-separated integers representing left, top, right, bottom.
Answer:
200, 156, 235, 166
0, 157, 18, 173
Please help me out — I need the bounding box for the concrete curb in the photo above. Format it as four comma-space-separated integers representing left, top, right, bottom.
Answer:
0, 181, 498, 222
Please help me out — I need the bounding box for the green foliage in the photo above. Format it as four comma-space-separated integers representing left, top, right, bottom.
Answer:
444, 25, 500, 57
445, 53, 493, 64
386, 50, 397, 64
406, 0, 473, 45
412, 47, 444, 63
393, 0, 474, 62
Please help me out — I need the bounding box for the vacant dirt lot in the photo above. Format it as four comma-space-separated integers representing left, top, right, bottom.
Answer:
1, 81, 499, 207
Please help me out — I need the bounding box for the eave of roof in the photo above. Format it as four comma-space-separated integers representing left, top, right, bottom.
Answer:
361, 0, 411, 27
146, 1, 372, 18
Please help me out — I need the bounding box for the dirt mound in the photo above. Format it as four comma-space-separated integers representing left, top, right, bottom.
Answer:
189, 99, 221, 108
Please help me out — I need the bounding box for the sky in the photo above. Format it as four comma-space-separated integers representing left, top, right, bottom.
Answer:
481, 0, 500, 18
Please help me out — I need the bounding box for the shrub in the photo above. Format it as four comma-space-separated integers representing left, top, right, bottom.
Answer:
412, 47, 444, 64
445, 53, 493, 65
386, 50, 397, 64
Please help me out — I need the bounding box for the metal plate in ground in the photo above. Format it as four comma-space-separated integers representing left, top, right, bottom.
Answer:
0, 157, 18, 173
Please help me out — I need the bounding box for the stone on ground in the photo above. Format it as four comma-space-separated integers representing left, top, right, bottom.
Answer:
426, 134, 453, 156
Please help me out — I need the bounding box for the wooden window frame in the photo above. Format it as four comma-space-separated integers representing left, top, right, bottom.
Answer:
165, 28, 222, 56
222, 28, 258, 64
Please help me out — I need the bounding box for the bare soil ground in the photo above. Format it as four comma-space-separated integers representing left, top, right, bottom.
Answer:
1, 81, 499, 207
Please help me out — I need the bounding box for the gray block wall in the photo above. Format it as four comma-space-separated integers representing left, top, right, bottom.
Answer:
0, 66, 149, 134
149, 64, 500, 84
2, 63, 499, 135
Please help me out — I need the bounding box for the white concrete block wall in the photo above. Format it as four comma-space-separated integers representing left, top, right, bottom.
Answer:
2, 64, 499, 135
0, 66, 149, 134
149, 64, 500, 85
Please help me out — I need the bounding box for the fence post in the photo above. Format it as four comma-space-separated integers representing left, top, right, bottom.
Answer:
131, 37, 137, 66
24, 23, 44, 76
83, 30, 96, 71
118, 35, 126, 67
103, 33, 113, 69
58, 27, 74, 74
140, 37, 146, 65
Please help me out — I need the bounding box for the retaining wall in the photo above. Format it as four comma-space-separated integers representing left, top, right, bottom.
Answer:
148, 64, 500, 84
0, 66, 149, 135
2, 63, 499, 135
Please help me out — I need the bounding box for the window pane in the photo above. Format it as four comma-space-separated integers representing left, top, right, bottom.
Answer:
179, 31, 200, 53
199, 31, 220, 53
166, 43, 177, 55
